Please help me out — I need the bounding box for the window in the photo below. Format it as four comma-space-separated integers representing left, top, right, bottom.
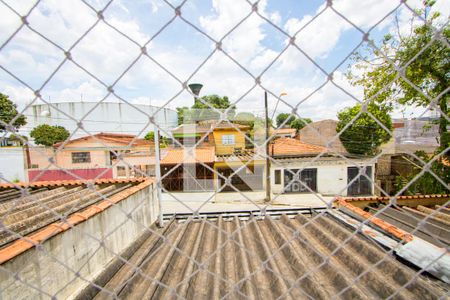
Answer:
117, 166, 127, 177
71, 152, 91, 163
274, 170, 281, 184
222, 134, 235, 145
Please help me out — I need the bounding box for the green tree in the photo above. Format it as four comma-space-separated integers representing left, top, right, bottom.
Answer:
395, 151, 450, 195
30, 124, 70, 146
276, 113, 295, 127
176, 106, 189, 125
349, 7, 449, 154
144, 131, 155, 141
336, 103, 392, 155
290, 117, 312, 131
176, 95, 235, 124
0, 93, 26, 132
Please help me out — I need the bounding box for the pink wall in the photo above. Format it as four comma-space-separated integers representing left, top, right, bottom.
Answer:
28, 168, 113, 182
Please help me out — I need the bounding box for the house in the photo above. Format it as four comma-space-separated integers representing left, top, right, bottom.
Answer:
298, 119, 347, 154
270, 138, 375, 196
28, 133, 155, 181
212, 122, 265, 193
161, 121, 265, 193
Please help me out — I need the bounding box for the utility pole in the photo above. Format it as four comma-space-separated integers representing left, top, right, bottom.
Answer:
265, 91, 271, 202
154, 129, 164, 227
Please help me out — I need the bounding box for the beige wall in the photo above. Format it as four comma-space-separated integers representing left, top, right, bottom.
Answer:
29, 138, 155, 172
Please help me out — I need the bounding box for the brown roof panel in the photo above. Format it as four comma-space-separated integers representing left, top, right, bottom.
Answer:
84, 213, 445, 299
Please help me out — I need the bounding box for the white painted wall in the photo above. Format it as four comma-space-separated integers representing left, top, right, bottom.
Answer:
271, 157, 375, 196
0, 147, 27, 182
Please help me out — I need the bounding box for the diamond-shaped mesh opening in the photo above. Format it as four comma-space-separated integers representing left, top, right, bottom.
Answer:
0, 0, 449, 299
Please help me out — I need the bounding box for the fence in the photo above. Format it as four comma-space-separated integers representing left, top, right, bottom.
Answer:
0, 0, 449, 299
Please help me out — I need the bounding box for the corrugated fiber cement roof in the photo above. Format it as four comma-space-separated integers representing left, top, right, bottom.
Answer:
80, 212, 446, 299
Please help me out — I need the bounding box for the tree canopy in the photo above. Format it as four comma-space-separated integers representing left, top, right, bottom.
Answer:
276, 113, 295, 128
348, 9, 449, 154
290, 117, 312, 131
276, 113, 311, 130
177, 95, 235, 124
336, 103, 392, 155
0, 93, 26, 133
30, 124, 70, 147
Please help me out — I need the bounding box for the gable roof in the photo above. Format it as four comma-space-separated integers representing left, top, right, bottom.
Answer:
270, 137, 327, 157
53, 132, 153, 148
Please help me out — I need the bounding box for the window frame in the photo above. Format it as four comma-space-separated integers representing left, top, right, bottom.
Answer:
71, 152, 91, 164
221, 134, 235, 145
274, 169, 281, 185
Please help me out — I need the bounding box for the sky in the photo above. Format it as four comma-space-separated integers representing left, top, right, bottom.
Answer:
0, 0, 448, 123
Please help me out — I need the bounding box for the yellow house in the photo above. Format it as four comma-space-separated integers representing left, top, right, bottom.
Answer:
211, 122, 266, 192
212, 122, 249, 155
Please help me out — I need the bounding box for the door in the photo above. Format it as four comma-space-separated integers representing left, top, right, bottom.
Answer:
347, 166, 372, 196
284, 168, 317, 193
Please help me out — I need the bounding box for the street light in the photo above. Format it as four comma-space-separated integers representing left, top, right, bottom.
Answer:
271, 92, 287, 121
188, 83, 203, 102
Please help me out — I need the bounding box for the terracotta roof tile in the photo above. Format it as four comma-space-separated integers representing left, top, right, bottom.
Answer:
342, 194, 450, 202
0, 177, 148, 190
53, 132, 152, 148
337, 198, 413, 242
270, 137, 327, 157
160, 147, 215, 165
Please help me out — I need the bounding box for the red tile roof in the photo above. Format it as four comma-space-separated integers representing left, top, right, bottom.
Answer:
270, 137, 327, 157
0, 177, 147, 190
160, 147, 215, 165
53, 132, 153, 148
337, 198, 413, 242
342, 194, 450, 202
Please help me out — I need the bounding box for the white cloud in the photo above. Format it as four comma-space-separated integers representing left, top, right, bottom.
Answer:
1, 0, 445, 124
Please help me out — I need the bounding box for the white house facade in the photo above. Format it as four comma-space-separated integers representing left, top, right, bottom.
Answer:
271, 157, 375, 197
268, 138, 375, 197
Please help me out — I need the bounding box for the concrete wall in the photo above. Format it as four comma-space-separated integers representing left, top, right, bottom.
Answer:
0, 183, 159, 299
23, 102, 178, 138
271, 157, 375, 196
0, 147, 27, 182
